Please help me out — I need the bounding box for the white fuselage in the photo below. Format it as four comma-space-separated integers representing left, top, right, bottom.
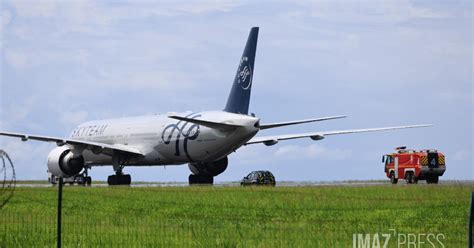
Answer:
70, 111, 259, 167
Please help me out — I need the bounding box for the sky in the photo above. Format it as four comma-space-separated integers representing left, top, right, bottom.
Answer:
0, 0, 472, 182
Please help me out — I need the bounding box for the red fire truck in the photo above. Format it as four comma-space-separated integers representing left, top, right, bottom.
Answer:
382, 147, 446, 184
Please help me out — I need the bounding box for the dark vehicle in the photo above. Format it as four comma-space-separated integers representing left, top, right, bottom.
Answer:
241, 170, 276, 186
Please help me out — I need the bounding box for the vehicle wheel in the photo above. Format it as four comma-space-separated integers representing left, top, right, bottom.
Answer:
189, 174, 213, 185
406, 172, 414, 184
390, 171, 398, 184
426, 176, 438, 184
86, 177, 92, 186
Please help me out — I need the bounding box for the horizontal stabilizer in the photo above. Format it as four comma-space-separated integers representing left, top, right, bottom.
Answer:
168, 115, 244, 130
259, 115, 347, 130
246, 124, 432, 145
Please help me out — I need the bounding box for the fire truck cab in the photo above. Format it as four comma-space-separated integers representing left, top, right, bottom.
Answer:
383, 147, 446, 184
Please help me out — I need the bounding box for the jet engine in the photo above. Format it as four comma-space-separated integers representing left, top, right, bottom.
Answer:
188, 156, 228, 177
47, 147, 85, 177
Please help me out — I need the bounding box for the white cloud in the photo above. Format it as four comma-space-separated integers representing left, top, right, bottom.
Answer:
9, 0, 241, 37
2, 96, 42, 131
274, 144, 352, 161
232, 144, 274, 165
60, 110, 89, 127
299, 0, 449, 24
453, 150, 469, 161
143, 1, 241, 16
0, 8, 12, 33
3, 47, 71, 70
3, 50, 27, 69
11, 0, 59, 18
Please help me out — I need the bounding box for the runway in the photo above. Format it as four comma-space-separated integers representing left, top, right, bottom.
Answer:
14, 180, 474, 188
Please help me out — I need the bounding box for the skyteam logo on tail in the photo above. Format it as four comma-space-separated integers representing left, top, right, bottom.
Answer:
237, 56, 252, 90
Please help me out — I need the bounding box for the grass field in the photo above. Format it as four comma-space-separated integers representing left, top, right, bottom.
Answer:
1, 183, 472, 247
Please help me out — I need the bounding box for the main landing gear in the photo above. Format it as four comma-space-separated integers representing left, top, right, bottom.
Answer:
108, 171, 131, 186
187, 157, 228, 185
188, 174, 214, 185
108, 156, 131, 186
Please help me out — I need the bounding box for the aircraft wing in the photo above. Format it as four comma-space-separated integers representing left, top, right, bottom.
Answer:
0, 131, 144, 156
259, 115, 347, 130
245, 124, 432, 146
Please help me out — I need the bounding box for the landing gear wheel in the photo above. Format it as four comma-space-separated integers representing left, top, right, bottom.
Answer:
189, 174, 198, 184
86, 176, 92, 186
188, 174, 214, 185
108, 174, 131, 185
390, 171, 398, 184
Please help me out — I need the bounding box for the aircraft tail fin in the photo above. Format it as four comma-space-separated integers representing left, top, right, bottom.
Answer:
224, 27, 259, 115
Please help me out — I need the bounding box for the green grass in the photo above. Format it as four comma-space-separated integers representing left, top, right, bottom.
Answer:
1, 184, 472, 247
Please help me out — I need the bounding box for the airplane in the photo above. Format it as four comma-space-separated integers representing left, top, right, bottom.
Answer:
0, 27, 431, 185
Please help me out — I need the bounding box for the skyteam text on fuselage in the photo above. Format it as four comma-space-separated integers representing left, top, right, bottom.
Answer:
0, 27, 431, 185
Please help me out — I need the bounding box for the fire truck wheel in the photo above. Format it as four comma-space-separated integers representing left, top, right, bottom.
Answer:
390, 172, 398, 184
427, 176, 439, 184
406, 172, 414, 184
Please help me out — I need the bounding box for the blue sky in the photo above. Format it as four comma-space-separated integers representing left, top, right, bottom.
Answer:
1, 0, 472, 182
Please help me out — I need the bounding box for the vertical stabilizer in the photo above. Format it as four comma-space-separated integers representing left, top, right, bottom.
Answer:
224, 27, 259, 115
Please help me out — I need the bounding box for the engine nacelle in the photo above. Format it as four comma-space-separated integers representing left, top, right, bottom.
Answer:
310, 134, 325, 141
189, 156, 228, 177
47, 147, 85, 177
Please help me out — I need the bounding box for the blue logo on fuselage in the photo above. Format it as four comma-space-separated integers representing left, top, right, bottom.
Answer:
161, 113, 201, 162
